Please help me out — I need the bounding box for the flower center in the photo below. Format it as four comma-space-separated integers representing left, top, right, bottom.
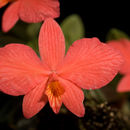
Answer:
45, 81, 65, 113
46, 81, 65, 97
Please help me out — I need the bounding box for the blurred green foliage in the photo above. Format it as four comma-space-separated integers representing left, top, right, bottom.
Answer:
0, 31, 24, 46
61, 14, 85, 52
0, 21, 42, 54
106, 28, 129, 41
27, 23, 42, 39
26, 23, 42, 54
0, 21, 29, 47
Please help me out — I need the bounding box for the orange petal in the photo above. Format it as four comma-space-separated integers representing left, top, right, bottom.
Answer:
23, 79, 48, 119
108, 39, 130, 74
117, 75, 130, 92
39, 18, 65, 70
19, 0, 60, 23
2, 1, 19, 32
58, 38, 123, 90
0, 0, 9, 8
0, 44, 49, 96
59, 77, 85, 117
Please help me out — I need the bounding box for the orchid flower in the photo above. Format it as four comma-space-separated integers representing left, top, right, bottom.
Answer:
0, 0, 59, 32
108, 39, 130, 92
0, 18, 123, 118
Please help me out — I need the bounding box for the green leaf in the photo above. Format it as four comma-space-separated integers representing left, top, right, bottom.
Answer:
27, 39, 39, 55
0, 21, 30, 47
8, 21, 29, 41
27, 22, 42, 39
84, 89, 106, 103
0, 31, 25, 47
60, 14, 85, 52
106, 28, 129, 41
26, 23, 42, 54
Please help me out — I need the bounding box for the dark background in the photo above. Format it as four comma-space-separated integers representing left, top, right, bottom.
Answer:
58, 0, 130, 41
0, 1, 130, 42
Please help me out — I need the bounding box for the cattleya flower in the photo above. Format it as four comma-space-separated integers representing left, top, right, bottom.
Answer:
0, 0, 59, 32
108, 39, 130, 92
0, 18, 123, 118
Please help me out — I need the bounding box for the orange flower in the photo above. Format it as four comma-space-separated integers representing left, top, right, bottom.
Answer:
0, 0, 60, 32
108, 39, 130, 92
0, 18, 123, 118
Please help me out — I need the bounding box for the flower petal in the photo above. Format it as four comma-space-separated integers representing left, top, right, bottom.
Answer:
0, 44, 49, 96
58, 38, 123, 90
2, 1, 19, 32
117, 75, 130, 92
108, 39, 130, 74
39, 18, 65, 70
0, 0, 8, 8
23, 78, 48, 119
19, 0, 60, 23
59, 77, 85, 117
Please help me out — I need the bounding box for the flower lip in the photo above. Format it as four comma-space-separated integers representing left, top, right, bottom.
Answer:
45, 81, 65, 97
45, 80, 64, 113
